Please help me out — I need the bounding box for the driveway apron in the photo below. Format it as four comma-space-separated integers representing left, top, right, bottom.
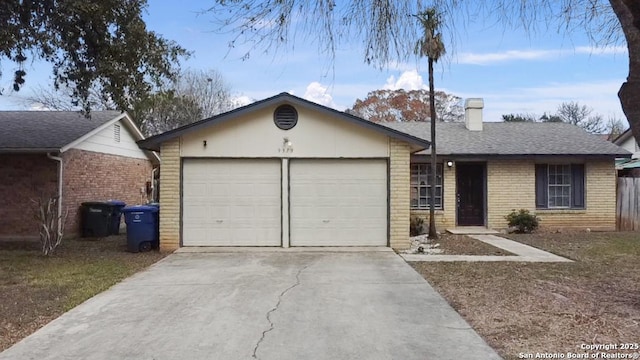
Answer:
0, 251, 501, 360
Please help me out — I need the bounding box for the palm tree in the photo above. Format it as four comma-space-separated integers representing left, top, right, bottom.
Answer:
415, 8, 446, 240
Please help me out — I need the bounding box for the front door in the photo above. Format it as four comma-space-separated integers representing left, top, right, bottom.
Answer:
456, 162, 485, 226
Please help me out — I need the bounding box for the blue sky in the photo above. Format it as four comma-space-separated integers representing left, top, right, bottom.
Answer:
0, 1, 629, 124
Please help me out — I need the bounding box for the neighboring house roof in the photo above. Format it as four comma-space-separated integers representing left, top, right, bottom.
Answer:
138, 92, 432, 152
612, 128, 633, 145
617, 158, 640, 169
0, 110, 158, 162
384, 122, 631, 157
0, 110, 121, 152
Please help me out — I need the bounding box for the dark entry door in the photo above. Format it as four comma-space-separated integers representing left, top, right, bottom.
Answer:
456, 163, 485, 226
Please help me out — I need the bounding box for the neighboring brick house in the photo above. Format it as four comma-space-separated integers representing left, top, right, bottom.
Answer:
0, 111, 158, 239
386, 99, 631, 232
138, 93, 629, 252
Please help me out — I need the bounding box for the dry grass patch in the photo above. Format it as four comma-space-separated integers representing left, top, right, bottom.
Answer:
0, 236, 166, 351
410, 232, 640, 360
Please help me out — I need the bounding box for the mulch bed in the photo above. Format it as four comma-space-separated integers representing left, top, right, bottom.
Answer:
411, 233, 514, 256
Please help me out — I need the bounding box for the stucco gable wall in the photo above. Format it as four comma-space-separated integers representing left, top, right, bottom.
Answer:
180, 107, 390, 158
618, 136, 640, 159
73, 120, 148, 160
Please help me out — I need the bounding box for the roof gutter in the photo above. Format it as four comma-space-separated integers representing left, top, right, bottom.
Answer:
0, 148, 60, 153
47, 152, 64, 237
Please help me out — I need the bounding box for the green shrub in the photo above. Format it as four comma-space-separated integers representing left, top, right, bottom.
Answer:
410, 216, 424, 236
505, 209, 540, 233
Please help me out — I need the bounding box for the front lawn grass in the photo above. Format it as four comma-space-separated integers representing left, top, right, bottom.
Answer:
0, 236, 166, 351
410, 232, 640, 360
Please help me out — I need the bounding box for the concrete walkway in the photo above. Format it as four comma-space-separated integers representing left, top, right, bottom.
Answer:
0, 251, 501, 360
402, 234, 573, 263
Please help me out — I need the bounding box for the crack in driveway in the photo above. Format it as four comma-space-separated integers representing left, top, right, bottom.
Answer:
252, 264, 310, 359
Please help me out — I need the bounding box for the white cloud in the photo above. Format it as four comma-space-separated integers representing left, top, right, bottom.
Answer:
575, 45, 628, 55
458, 45, 628, 65
458, 50, 557, 65
29, 102, 51, 111
383, 70, 426, 91
231, 95, 253, 108
303, 82, 336, 107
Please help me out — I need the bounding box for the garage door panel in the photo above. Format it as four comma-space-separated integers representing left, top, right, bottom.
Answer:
290, 159, 387, 246
182, 159, 281, 246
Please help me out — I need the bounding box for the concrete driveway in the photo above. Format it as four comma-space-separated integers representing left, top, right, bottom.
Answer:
0, 249, 501, 360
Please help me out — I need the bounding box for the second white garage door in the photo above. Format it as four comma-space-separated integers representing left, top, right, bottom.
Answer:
289, 159, 388, 246
182, 159, 281, 246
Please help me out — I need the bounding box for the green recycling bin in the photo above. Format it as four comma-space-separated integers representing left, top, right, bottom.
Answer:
80, 202, 112, 238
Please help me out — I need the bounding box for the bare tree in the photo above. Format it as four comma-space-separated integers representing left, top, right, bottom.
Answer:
130, 91, 203, 136
24, 85, 116, 111
606, 116, 628, 140
176, 69, 235, 118
209, 1, 640, 149
130, 68, 237, 136
555, 101, 607, 134
24, 68, 237, 136
416, 8, 446, 240
32, 195, 68, 256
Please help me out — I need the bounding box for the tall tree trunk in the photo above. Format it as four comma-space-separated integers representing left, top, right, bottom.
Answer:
611, 0, 640, 144
428, 57, 438, 239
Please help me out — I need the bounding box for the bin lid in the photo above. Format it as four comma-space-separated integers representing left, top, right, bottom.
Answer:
122, 205, 159, 213
107, 200, 126, 206
81, 201, 110, 207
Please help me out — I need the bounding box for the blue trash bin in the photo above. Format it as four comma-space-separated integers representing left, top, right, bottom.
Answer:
106, 200, 126, 235
122, 205, 159, 252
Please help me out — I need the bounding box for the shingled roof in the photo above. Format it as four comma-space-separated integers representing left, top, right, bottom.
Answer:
137, 92, 431, 152
0, 111, 122, 152
383, 121, 630, 157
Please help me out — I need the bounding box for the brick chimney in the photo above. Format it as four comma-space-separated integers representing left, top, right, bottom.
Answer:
464, 98, 484, 131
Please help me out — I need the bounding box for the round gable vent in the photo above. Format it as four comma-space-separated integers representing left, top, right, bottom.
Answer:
274, 104, 298, 130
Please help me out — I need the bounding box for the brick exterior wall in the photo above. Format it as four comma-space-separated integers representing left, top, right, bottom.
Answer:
486, 159, 616, 231
158, 139, 181, 252
534, 160, 617, 231
412, 159, 617, 231
486, 160, 536, 228
389, 139, 411, 249
0, 154, 58, 238
62, 149, 153, 236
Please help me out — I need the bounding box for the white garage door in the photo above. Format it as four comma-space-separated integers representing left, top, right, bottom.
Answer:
289, 159, 388, 246
182, 159, 281, 246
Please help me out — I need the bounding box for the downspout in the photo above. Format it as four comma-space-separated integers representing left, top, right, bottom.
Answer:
47, 152, 63, 235
151, 167, 158, 203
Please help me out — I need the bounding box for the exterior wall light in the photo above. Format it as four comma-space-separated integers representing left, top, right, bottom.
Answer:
280, 137, 293, 153
446, 161, 454, 168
